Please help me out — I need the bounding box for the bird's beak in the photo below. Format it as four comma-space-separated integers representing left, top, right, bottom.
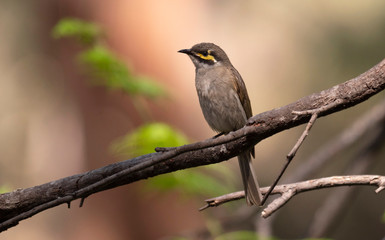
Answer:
178, 49, 192, 55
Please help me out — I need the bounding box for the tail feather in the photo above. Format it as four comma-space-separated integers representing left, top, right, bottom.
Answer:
238, 152, 262, 206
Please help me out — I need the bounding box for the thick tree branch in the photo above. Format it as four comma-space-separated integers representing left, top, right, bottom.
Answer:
0, 59, 384, 232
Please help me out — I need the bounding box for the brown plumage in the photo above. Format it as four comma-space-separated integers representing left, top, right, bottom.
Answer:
179, 43, 262, 205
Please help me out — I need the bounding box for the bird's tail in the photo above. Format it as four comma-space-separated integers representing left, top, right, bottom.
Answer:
238, 152, 262, 206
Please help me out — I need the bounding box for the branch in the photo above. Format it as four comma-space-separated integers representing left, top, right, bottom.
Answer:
286, 97, 385, 183
200, 175, 385, 217
0, 59, 384, 231
255, 98, 385, 236
261, 112, 318, 205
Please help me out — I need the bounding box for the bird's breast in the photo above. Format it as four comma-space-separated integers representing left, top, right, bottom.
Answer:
194, 67, 247, 132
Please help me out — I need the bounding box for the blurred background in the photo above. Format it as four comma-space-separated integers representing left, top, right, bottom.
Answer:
1, 1, 385, 239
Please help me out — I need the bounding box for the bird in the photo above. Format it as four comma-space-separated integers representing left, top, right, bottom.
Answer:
178, 42, 262, 206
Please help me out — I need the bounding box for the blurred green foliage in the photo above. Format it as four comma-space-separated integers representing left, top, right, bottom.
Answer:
52, 18, 165, 98
0, 185, 11, 194
52, 18, 102, 45
147, 165, 235, 197
111, 122, 235, 197
79, 46, 165, 98
111, 123, 188, 157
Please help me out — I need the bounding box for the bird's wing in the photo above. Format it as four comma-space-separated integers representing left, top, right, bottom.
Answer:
230, 66, 255, 158
230, 67, 253, 119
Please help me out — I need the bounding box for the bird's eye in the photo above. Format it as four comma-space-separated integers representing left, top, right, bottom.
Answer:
202, 51, 209, 56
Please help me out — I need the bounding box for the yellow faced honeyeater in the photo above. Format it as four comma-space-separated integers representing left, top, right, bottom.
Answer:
179, 43, 262, 205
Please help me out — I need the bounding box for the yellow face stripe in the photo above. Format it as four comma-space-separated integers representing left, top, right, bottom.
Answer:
195, 52, 217, 62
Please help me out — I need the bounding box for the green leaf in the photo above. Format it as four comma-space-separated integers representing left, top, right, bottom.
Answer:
128, 75, 166, 98
0, 184, 11, 194
111, 122, 188, 157
79, 46, 165, 97
146, 158, 237, 197
111, 122, 236, 197
52, 18, 102, 45
53, 18, 165, 98
147, 167, 235, 197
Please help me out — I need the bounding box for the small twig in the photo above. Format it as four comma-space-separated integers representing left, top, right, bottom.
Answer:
155, 132, 225, 152
292, 99, 343, 116
265, 174, 385, 218
287, 113, 319, 159
261, 113, 319, 205
286, 98, 385, 184
213, 132, 225, 138
199, 191, 245, 211
79, 197, 86, 207
0, 195, 74, 231
200, 175, 385, 217
262, 100, 344, 205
